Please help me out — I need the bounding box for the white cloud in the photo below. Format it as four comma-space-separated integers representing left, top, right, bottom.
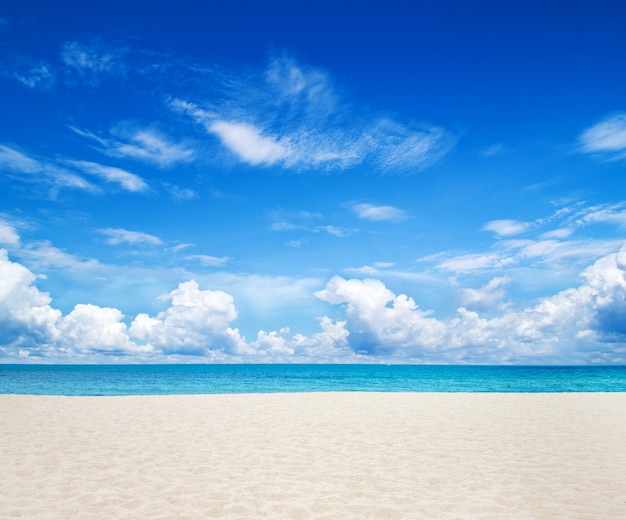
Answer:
574, 203, 626, 228
252, 328, 295, 356
129, 280, 248, 356
438, 253, 515, 273
208, 120, 291, 166
579, 113, 626, 159
70, 124, 195, 167
271, 221, 299, 231
0, 220, 20, 244
0, 145, 95, 194
99, 228, 162, 246
69, 160, 148, 192
483, 219, 530, 237
163, 183, 196, 201
0, 144, 42, 173
59, 304, 143, 354
345, 262, 396, 277
15, 242, 101, 271
185, 255, 231, 267
458, 276, 510, 312
265, 55, 337, 116
481, 143, 506, 158
0, 145, 152, 195
172, 55, 454, 173
3, 245, 626, 363
269, 210, 355, 237
315, 276, 446, 355
0, 249, 61, 353
370, 119, 454, 172
10, 61, 56, 90
541, 228, 573, 239
313, 247, 626, 363
317, 225, 354, 237
0, 251, 244, 359
352, 203, 407, 222
61, 40, 127, 85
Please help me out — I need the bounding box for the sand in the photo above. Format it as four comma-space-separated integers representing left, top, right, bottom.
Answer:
1, 393, 626, 519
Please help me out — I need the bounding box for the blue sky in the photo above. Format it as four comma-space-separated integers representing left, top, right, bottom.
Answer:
1, 0, 626, 363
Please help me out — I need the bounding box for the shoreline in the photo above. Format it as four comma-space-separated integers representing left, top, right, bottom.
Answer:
2, 392, 626, 518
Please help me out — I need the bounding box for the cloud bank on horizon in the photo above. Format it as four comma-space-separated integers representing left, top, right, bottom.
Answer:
1, 1, 626, 363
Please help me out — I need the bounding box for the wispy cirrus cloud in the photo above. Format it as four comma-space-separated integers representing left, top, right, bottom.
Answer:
578, 113, 626, 161
67, 160, 148, 193
16, 241, 101, 271
61, 40, 127, 86
483, 219, 531, 237
69, 124, 195, 167
572, 202, 626, 228
185, 254, 231, 267
2, 56, 56, 90
432, 202, 626, 276
171, 54, 455, 173
163, 183, 197, 201
98, 228, 162, 246
352, 203, 407, 222
269, 210, 356, 238
2, 44, 452, 171
0, 144, 97, 194
480, 143, 507, 158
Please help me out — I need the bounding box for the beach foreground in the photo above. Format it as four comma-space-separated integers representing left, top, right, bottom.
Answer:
1, 393, 625, 519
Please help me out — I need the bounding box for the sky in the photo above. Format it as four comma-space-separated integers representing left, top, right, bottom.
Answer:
1, 0, 626, 364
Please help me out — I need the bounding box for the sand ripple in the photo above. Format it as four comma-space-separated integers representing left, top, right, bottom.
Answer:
2, 393, 626, 519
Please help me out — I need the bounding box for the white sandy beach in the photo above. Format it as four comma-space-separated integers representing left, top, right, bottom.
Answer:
1, 393, 626, 519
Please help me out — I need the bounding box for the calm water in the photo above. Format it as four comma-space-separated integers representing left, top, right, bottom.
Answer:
1, 364, 626, 395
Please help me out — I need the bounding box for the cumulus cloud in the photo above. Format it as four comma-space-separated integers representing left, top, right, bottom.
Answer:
315, 276, 446, 355
251, 317, 351, 360
458, 276, 511, 312
579, 113, 626, 160
0, 251, 246, 359
0, 249, 61, 352
129, 280, 248, 356
99, 228, 162, 246
3, 244, 626, 364
313, 248, 626, 363
58, 304, 143, 354
352, 203, 407, 222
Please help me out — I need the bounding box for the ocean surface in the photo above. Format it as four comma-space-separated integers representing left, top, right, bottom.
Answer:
1, 364, 626, 395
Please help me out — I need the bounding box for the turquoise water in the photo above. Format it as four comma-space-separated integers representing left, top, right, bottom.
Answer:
1, 364, 626, 395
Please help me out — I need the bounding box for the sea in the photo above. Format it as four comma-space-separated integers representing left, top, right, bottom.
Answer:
1, 364, 626, 395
